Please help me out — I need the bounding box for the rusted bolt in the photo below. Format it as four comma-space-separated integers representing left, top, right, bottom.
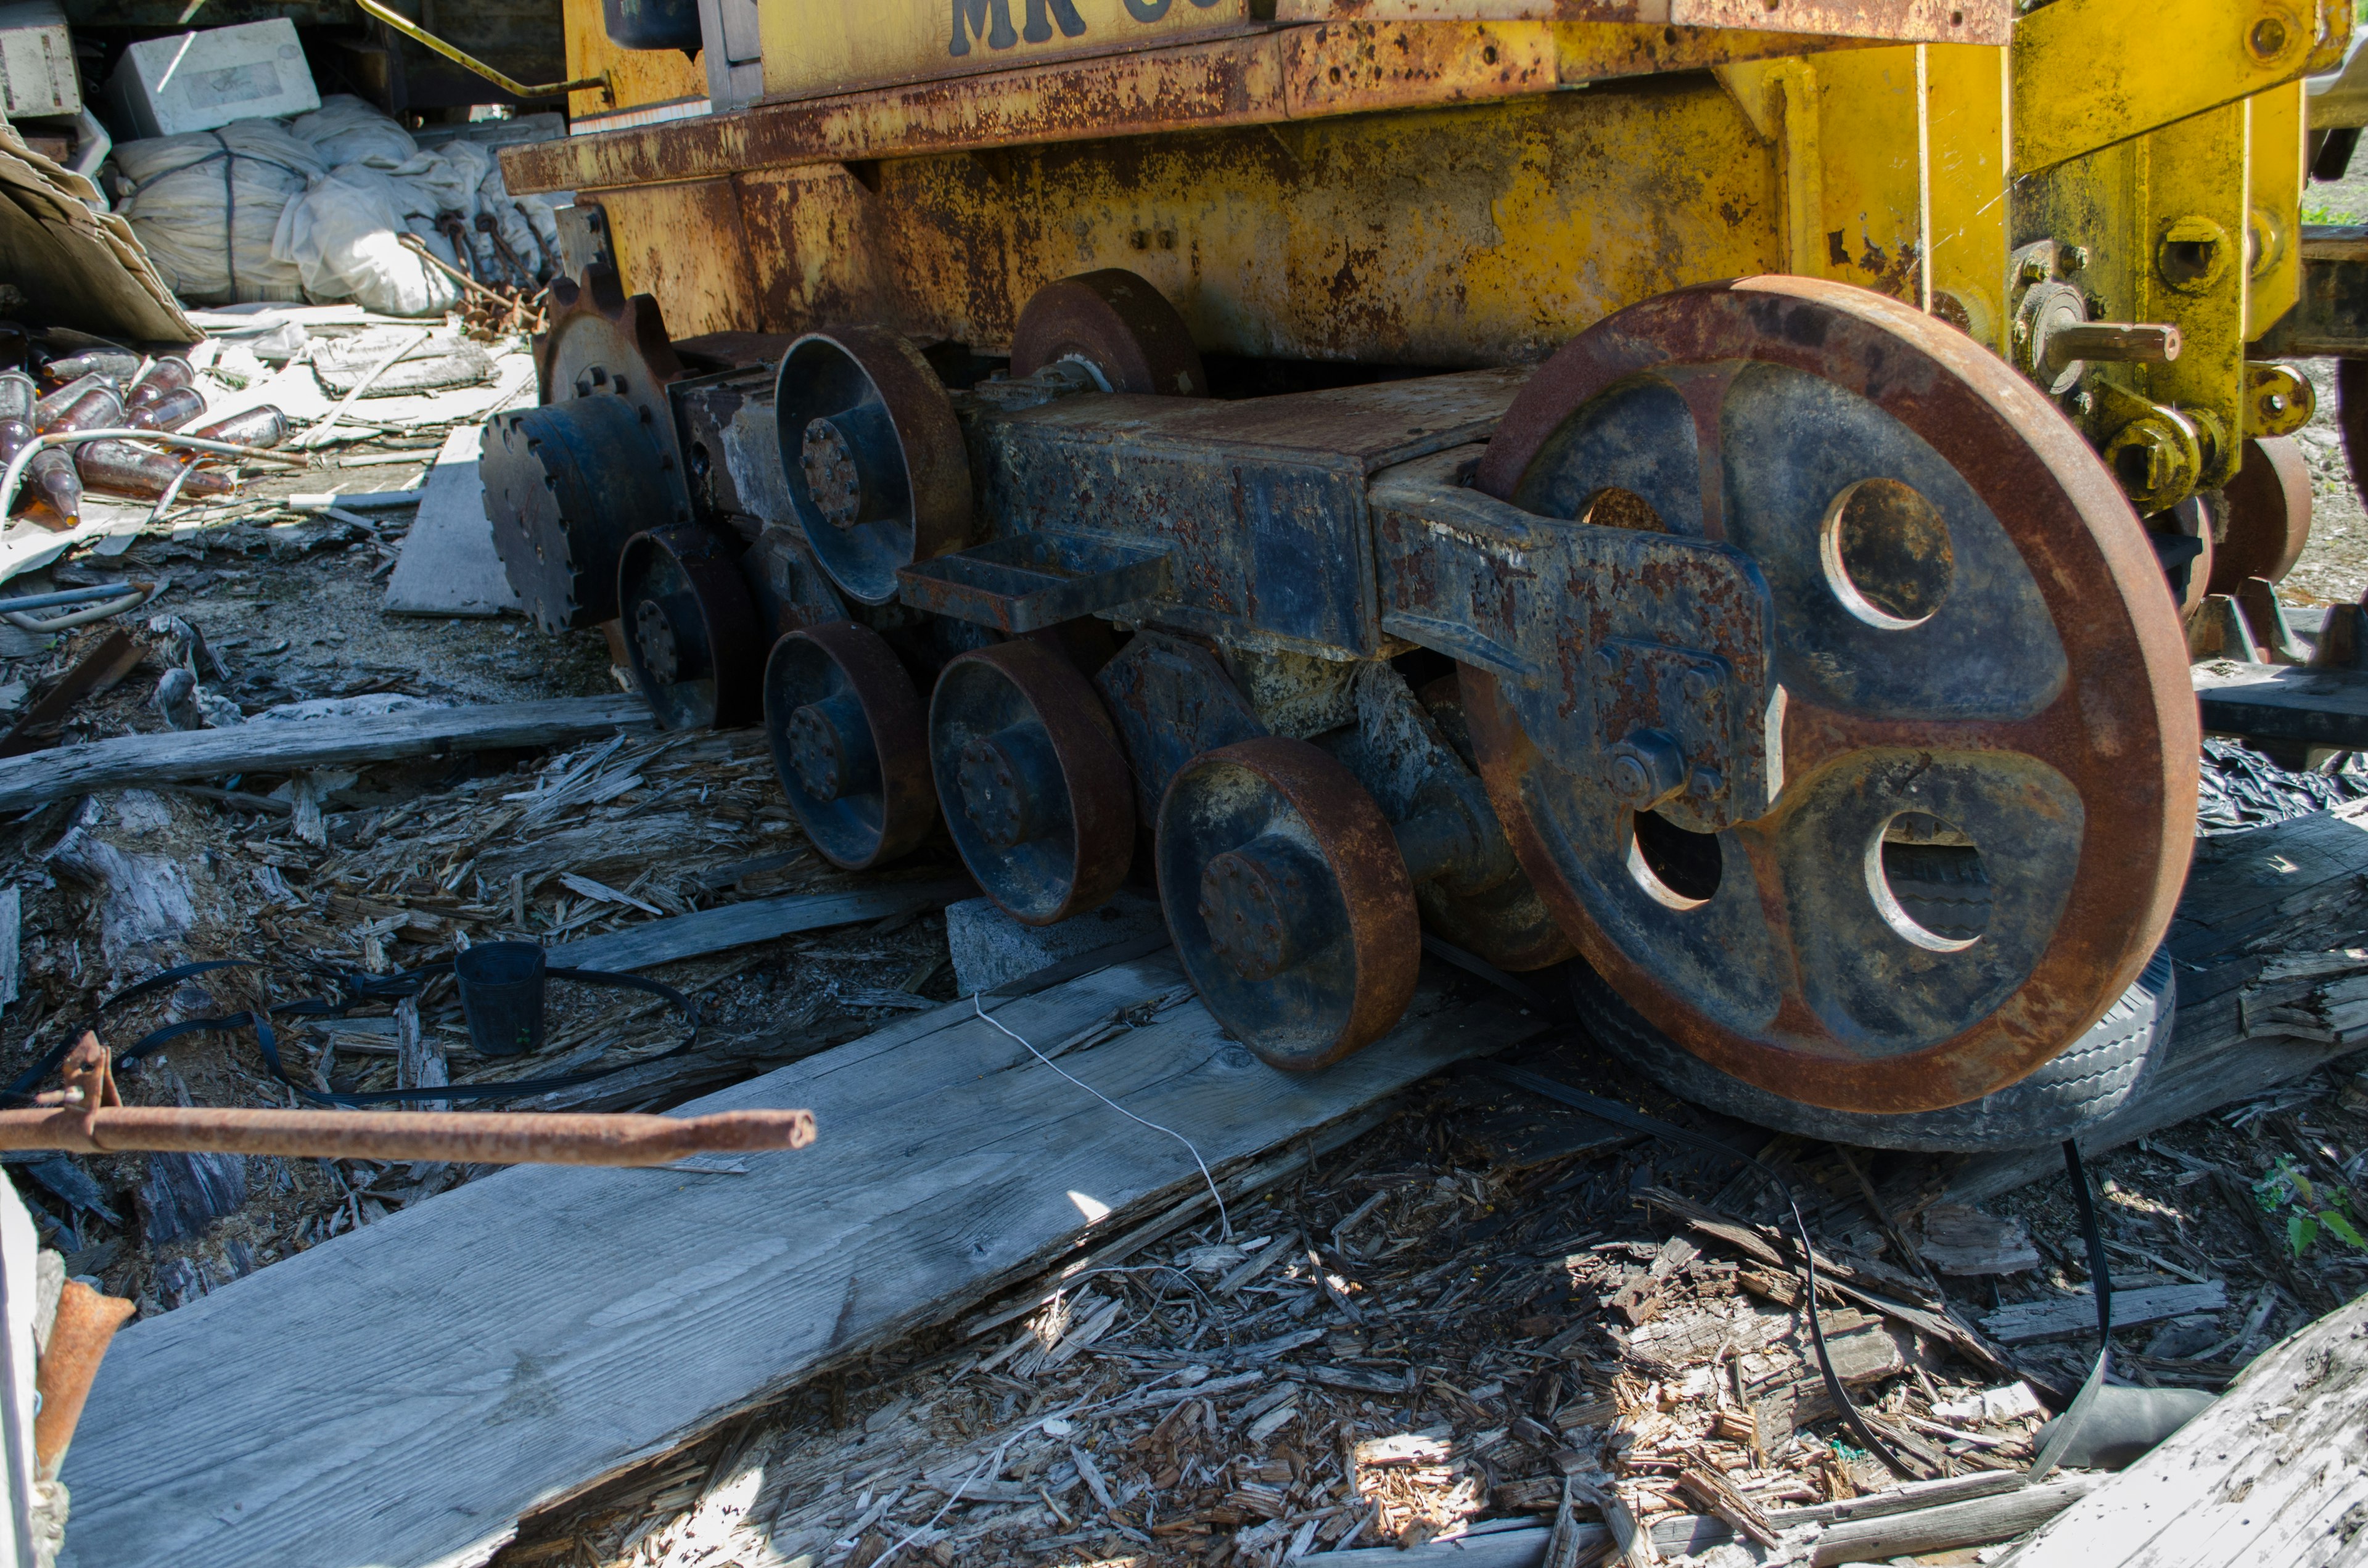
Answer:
2249, 15, 2289, 58
1197, 836, 1320, 983
1690, 766, 1725, 798
1609, 729, 1688, 812
2018, 253, 2052, 284
955, 726, 1050, 849
800, 417, 864, 528
1590, 649, 1618, 677
631, 597, 679, 683
1682, 668, 1718, 704
784, 696, 875, 803
2063, 245, 2090, 272
2102, 411, 2203, 513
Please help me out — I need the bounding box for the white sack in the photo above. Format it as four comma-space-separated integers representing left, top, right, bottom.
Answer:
113, 122, 326, 305
289, 94, 418, 168
270, 163, 460, 318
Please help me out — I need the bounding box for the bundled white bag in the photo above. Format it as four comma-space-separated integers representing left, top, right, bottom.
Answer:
289, 94, 418, 169
270, 163, 461, 318
114, 121, 326, 304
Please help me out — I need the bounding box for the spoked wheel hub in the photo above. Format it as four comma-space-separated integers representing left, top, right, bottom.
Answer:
1157, 738, 1419, 1071
930, 639, 1133, 926
1466, 277, 2198, 1114
763, 621, 936, 869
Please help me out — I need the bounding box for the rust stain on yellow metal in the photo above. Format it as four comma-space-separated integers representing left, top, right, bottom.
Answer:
763, 0, 1259, 102
563, 0, 710, 121
602, 179, 767, 337
1275, 0, 2005, 46
2246, 78, 2304, 342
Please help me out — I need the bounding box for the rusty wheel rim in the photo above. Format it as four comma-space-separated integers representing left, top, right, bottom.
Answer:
930, 639, 1134, 927
776, 326, 972, 605
1466, 276, 2197, 1115
1156, 737, 1419, 1072
763, 621, 935, 870
1012, 269, 1207, 397
617, 525, 766, 731
2208, 435, 2312, 594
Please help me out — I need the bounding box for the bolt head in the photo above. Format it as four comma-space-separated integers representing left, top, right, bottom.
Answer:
1610, 753, 1652, 805
631, 597, 679, 683
1198, 848, 1302, 982
800, 417, 863, 529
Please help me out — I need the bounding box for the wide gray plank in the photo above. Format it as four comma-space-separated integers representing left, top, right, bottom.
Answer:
0, 694, 652, 810
550, 877, 973, 972
2193, 660, 2368, 747
380, 425, 520, 618
59, 958, 1534, 1568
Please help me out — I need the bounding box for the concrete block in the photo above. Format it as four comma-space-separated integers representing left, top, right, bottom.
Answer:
946, 889, 1167, 995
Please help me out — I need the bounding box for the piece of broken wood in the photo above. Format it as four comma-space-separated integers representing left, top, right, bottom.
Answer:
1978, 1281, 2229, 1345
0, 694, 653, 811
548, 877, 972, 973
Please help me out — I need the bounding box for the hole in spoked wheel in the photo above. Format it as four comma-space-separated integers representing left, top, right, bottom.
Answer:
1628, 808, 1721, 909
1868, 811, 1991, 951
1819, 477, 1954, 630
1580, 485, 1665, 533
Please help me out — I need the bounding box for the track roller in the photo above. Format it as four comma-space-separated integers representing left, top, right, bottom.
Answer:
2206, 435, 2312, 595
1157, 738, 1418, 1072
929, 639, 1133, 927
763, 621, 936, 870
776, 327, 972, 605
616, 525, 766, 730
1011, 269, 1207, 397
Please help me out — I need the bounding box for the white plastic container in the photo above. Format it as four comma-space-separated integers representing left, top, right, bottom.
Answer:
104, 19, 318, 141
0, 2, 78, 121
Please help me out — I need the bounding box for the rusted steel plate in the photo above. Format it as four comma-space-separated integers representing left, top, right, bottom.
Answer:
1275, 1, 2006, 46
503, 21, 1880, 197
1461, 277, 2197, 1115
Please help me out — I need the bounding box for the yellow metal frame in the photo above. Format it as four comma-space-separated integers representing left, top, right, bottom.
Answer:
515, 0, 2350, 519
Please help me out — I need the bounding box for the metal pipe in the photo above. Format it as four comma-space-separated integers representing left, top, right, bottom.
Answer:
0, 1105, 816, 1165
2042, 322, 2183, 372
0, 582, 154, 615
350, 0, 610, 103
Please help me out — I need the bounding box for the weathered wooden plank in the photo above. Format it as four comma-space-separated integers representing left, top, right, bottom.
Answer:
1978, 1282, 2228, 1345
1807, 1474, 2103, 1567
549, 877, 974, 972
2010, 1291, 2368, 1566
380, 425, 520, 618
0, 694, 652, 811
59, 958, 1537, 1568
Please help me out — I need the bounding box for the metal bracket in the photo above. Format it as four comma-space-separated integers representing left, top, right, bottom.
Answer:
1370, 450, 1777, 832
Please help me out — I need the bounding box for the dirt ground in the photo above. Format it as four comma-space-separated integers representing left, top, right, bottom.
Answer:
4, 310, 2368, 1568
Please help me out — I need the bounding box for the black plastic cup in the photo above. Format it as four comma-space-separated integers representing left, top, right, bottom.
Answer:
454, 942, 548, 1057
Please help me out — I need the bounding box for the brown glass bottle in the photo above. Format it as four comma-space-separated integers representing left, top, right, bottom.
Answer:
41, 347, 140, 384
33, 372, 112, 429
44, 384, 125, 435
188, 405, 289, 449
126, 385, 207, 432
2, 369, 80, 527
126, 355, 196, 406
78, 440, 234, 500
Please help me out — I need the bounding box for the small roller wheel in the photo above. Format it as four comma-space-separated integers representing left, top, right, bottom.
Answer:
1412, 676, 1575, 972
764, 621, 935, 869
1012, 269, 1207, 397
2207, 435, 2312, 595
776, 327, 972, 606
1157, 738, 1419, 1072
931, 640, 1134, 927
617, 525, 765, 730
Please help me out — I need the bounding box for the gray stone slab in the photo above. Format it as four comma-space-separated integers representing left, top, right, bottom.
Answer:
946, 889, 1170, 994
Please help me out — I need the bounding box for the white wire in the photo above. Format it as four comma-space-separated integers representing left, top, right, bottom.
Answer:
970, 992, 1230, 1242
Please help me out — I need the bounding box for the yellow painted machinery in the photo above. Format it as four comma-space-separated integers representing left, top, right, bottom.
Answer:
467, 0, 2348, 1147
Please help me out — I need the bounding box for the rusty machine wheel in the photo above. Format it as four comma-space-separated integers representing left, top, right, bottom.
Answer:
776, 326, 972, 605
1011, 269, 1207, 397
480, 268, 694, 629
1156, 737, 1420, 1071
1464, 276, 2198, 1115
763, 621, 936, 869
929, 639, 1133, 927
617, 525, 766, 730
1410, 677, 1576, 972
2206, 435, 2313, 595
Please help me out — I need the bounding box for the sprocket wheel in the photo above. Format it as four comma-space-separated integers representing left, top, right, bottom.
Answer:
1465, 277, 2197, 1116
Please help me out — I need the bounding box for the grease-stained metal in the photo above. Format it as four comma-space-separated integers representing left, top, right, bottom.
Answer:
616, 523, 768, 730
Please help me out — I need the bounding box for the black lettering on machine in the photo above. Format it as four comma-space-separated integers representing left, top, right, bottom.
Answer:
950, 0, 1088, 54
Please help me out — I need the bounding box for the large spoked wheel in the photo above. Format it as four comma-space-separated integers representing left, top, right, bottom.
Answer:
617, 525, 765, 730
1466, 277, 2199, 1115
1157, 739, 1420, 1072
776, 327, 971, 605
930, 639, 1134, 926
763, 621, 935, 870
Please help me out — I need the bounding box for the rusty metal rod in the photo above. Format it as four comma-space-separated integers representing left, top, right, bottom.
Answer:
0, 1106, 815, 1165
350, 0, 609, 102
2044, 321, 2182, 371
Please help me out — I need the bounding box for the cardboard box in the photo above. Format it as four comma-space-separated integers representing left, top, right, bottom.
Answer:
104, 18, 318, 141
0, 2, 79, 121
